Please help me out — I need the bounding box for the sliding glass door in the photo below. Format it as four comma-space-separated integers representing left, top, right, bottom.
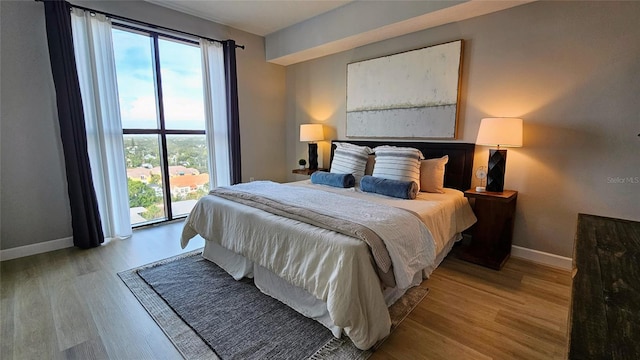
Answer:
112, 25, 209, 226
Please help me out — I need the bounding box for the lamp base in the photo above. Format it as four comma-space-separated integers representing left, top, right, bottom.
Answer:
486, 149, 507, 192
308, 143, 318, 170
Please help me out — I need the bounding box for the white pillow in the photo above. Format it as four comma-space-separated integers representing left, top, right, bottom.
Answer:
420, 155, 448, 193
330, 143, 372, 182
372, 146, 423, 190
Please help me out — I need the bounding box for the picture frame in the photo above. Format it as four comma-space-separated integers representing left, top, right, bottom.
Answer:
346, 40, 464, 139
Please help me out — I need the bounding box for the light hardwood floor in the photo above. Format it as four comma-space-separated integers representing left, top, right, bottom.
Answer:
1, 221, 571, 359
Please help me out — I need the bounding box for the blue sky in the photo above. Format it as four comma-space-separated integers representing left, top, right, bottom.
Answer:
112, 28, 205, 130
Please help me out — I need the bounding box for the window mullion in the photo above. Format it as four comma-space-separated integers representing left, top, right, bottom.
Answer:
152, 34, 173, 221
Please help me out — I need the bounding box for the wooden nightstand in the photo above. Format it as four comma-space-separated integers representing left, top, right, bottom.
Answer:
458, 189, 518, 270
291, 168, 327, 176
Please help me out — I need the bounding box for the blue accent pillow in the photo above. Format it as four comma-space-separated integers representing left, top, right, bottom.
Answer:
360, 175, 418, 199
311, 172, 355, 188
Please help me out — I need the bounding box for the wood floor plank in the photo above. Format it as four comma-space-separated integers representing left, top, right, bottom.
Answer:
1, 274, 16, 360
372, 251, 571, 360
494, 309, 567, 348
372, 318, 492, 360
404, 304, 515, 359
431, 260, 570, 328
62, 338, 110, 360
506, 258, 572, 286
412, 297, 563, 360
50, 275, 99, 352
0, 221, 570, 359
23, 249, 101, 353
11, 262, 64, 360
76, 269, 182, 359
519, 275, 571, 306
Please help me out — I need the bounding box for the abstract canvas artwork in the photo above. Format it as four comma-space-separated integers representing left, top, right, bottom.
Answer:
346, 40, 463, 139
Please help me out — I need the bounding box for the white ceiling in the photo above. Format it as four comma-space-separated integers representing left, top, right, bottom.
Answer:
145, 0, 354, 36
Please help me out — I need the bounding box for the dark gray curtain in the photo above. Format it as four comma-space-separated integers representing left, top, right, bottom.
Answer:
43, 0, 104, 248
223, 40, 242, 185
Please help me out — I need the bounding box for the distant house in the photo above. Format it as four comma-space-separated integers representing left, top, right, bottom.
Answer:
126, 167, 153, 183
170, 173, 209, 198
126, 165, 201, 184
154, 166, 200, 177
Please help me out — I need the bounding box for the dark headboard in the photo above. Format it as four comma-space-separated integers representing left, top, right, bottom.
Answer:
330, 140, 475, 192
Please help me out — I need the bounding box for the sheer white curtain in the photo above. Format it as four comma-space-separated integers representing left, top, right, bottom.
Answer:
71, 9, 131, 239
200, 40, 231, 189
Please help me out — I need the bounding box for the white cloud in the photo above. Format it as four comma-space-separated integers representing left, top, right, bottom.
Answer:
122, 96, 157, 123
121, 95, 205, 128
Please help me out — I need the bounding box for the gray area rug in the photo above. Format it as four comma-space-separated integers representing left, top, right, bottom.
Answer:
119, 250, 428, 360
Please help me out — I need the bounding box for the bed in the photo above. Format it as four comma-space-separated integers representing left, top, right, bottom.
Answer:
180, 141, 477, 350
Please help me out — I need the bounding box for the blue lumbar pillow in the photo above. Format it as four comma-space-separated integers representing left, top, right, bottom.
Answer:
311, 172, 356, 188
360, 175, 418, 199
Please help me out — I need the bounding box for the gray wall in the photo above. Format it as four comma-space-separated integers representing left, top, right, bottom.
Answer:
285, 1, 640, 257
0, 0, 286, 250
3, 0, 639, 257
1, 0, 73, 250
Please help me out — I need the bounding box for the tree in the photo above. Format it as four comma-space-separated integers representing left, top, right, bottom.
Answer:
149, 173, 162, 185
127, 178, 158, 208
142, 204, 164, 220
185, 188, 208, 200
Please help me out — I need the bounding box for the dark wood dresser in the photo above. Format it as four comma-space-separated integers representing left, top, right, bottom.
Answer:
569, 214, 640, 359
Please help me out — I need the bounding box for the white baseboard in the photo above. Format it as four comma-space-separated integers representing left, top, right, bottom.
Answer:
0, 237, 74, 261
511, 245, 573, 270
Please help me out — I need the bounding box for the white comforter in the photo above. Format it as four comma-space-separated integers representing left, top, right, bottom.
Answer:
181, 181, 476, 349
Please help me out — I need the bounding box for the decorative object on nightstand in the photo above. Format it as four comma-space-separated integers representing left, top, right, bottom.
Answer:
476, 118, 523, 192
300, 124, 324, 170
298, 159, 307, 170
475, 166, 487, 192
459, 189, 517, 270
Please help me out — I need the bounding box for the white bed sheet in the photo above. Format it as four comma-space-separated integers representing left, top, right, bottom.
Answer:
181, 182, 476, 349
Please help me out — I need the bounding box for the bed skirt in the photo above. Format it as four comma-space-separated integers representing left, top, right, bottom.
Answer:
201, 232, 461, 340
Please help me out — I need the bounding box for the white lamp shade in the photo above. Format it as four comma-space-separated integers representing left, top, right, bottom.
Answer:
300, 124, 324, 142
476, 118, 523, 147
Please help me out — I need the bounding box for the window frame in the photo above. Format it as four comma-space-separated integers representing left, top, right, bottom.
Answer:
113, 23, 207, 227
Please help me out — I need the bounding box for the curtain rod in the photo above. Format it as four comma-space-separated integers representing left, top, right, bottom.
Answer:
38, 0, 245, 50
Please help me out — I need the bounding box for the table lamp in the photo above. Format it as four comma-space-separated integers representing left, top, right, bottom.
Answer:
300, 124, 324, 170
476, 117, 523, 192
